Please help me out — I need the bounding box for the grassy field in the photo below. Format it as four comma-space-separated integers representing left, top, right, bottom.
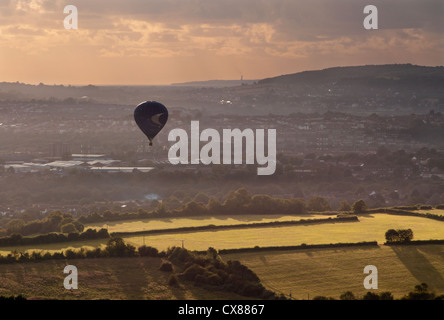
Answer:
121, 214, 444, 252
2, 213, 444, 255
417, 209, 444, 216
222, 244, 444, 300
85, 214, 332, 233
0, 257, 247, 300
0, 239, 108, 256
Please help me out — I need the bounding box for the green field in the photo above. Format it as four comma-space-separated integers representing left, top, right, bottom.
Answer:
85, 214, 331, 233
223, 244, 444, 299
121, 214, 444, 251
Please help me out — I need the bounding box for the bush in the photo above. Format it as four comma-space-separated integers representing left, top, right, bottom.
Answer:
340, 291, 356, 300
160, 260, 173, 272
138, 245, 159, 257
385, 228, 414, 243
182, 264, 206, 281
168, 274, 178, 286
352, 200, 367, 214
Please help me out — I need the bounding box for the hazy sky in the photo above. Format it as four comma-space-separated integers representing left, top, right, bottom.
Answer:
0, 0, 443, 85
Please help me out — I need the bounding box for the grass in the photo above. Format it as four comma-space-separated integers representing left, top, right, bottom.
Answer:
416, 209, 444, 216
121, 214, 444, 251
0, 239, 108, 256
0, 257, 248, 300
222, 244, 444, 300
85, 214, 332, 233
3, 213, 443, 255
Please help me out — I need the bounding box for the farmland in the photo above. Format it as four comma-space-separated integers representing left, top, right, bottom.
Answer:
0, 257, 248, 300
85, 214, 332, 233
2, 213, 444, 254
120, 213, 444, 251
222, 244, 444, 299
1, 212, 444, 299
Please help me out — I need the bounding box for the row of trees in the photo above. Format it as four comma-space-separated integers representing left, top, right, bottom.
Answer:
314, 283, 443, 300
385, 229, 414, 243
0, 228, 108, 247
79, 188, 369, 224
4, 211, 84, 236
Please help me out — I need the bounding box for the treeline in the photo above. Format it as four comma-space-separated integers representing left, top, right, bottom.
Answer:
0, 237, 138, 263
4, 211, 84, 236
79, 188, 308, 224
385, 239, 444, 246
111, 216, 359, 238
0, 228, 109, 247
216, 241, 378, 255
384, 208, 444, 222
314, 283, 444, 300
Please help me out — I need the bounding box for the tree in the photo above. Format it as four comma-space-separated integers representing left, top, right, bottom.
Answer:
338, 200, 352, 212
340, 291, 356, 300
363, 292, 379, 300
6, 219, 25, 234
404, 283, 435, 300
60, 223, 77, 234
307, 196, 331, 212
352, 200, 367, 214
385, 229, 399, 242
398, 229, 414, 242
385, 229, 414, 243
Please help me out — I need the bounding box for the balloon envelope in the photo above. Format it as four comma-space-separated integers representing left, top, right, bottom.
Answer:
134, 101, 168, 145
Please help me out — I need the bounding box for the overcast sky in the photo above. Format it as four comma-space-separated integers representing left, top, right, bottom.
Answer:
0, 0, 443, 85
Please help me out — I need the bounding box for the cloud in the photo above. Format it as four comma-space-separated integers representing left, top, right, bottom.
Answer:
0, 0, 442, 84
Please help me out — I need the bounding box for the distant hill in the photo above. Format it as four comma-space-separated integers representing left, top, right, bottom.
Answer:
260, 64, 444, 88
1, 64, 443, 114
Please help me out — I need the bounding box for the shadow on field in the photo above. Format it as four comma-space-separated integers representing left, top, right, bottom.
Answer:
391, 246, 444, 291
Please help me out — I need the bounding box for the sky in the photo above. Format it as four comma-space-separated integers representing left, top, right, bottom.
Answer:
0, 0, 443, 85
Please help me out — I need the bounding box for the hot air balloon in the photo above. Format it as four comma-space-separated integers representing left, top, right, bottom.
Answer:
134, 101, 168, 146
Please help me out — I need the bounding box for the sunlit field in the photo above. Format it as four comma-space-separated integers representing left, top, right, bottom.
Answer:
223, 245, 444, 299
85, 214, 333, 233
2, 214, 444, 255
121, 214, 444, 251
416, 209, 444, 216
0, 239, 107, 256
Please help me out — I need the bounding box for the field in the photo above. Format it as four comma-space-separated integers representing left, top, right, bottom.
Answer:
223, 244, 444, 299
120, 214, 444, 251
417, 209, 444, 216
0, 257, 248, 300
1, 212, 444, 299
2, 213, 444, 255
85, 214, 332, 233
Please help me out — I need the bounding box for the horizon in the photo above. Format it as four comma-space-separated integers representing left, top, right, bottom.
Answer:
3, 62, 443, 87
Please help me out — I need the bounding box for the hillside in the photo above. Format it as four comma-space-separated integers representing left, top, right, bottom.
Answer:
260, 64, 444, 88
0, 256, 250, 300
